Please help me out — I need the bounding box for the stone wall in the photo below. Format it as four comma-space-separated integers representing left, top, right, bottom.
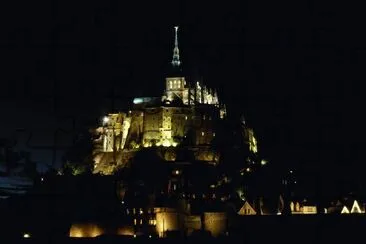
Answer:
204, 212, 227, 237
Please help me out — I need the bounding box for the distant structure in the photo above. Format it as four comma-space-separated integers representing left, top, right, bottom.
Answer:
92, 27, 255, 175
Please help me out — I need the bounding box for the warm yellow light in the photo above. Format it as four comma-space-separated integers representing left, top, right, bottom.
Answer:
133, 234, 137, 238
246, 168, 251, 172
23, 233, 31, 238
175, 170, 180, 175
103, 116, 109, 124
261, 160, 268, 165
341, 206, 350, 214
162, 140, 171, 147
172, 142, 178, 147
351, 200, 363, 213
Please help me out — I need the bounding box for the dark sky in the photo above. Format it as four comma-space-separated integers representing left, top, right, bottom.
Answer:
1, 0, 365, 185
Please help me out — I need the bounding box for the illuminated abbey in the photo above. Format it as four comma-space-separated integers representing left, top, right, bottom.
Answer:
92, 27, 256, 174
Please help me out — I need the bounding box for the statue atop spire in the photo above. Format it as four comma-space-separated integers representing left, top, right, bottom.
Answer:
171, 26, 181, 67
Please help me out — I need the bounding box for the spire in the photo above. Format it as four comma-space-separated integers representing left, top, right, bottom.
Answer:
171, 26, 181, 67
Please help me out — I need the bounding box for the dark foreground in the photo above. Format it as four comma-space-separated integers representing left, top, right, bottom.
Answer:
1, 215, 365, 244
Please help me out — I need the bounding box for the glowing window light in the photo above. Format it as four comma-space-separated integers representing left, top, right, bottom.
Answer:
134, 219, 137, 225
201, 132, 205, 136
133, 234, 137, 238
23, 233, 31, 238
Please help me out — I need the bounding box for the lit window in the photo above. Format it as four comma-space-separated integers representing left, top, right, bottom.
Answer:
201, 132, 205, 136
140, 208, 143, 214
134, 219, 137, 225
140, 219, 143, 225
185, 116, 188, 120
133, 208, 136, 214
213, 133, 216, 137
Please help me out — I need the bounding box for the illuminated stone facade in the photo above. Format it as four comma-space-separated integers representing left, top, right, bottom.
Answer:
92, 27, 256, 175
290, 201, 317, 215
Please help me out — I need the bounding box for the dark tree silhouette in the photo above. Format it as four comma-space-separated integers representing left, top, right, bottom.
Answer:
62, 129, 94, 175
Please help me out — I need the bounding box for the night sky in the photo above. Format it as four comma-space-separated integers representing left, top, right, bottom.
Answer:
1, 1, 365, 190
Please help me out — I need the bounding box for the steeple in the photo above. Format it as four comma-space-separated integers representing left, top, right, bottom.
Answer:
171, 26, 181, 67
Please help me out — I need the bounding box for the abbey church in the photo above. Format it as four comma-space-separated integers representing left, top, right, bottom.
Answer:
92, 27, 257, 175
